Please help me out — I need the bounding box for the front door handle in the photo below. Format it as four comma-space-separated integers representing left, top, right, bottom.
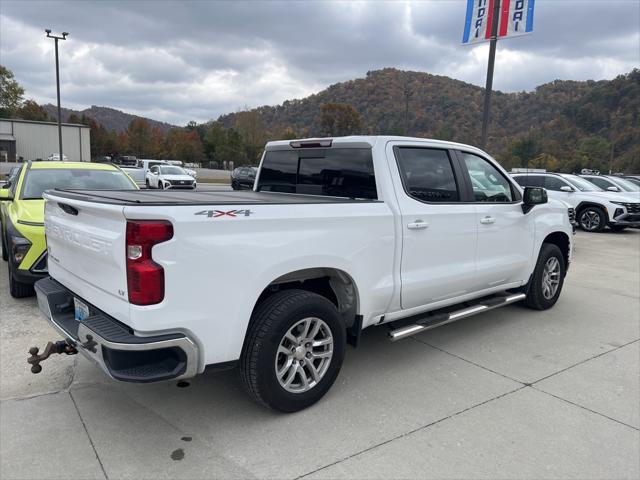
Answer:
480, 216, 495, 225
407, 220, 429, 230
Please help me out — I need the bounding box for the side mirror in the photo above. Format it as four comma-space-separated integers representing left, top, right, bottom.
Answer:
560, 186, 574, 192
522, 186, 547, 214
0, 188, 13, 200
607, 186, 620, 192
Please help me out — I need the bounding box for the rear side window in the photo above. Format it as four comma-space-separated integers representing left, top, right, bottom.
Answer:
514, 175, 544, 188
257, 148, 377, 199
395, 148, 459, 202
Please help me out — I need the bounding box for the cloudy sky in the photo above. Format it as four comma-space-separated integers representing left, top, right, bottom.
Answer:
1, 0, 638, 126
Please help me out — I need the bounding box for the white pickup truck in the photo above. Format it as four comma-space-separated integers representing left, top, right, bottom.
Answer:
33, 136, 572, 412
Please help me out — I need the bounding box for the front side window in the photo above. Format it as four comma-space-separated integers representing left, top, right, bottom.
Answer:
21, 168, 136, 199
395, 148, 459, 202
461, 152, 513, 202
257, 148, 377, 199
544, 176, 571, 192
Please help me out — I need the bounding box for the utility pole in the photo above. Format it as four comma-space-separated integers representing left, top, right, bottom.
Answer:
45, 29, 68, 160
480, 0, 501, 149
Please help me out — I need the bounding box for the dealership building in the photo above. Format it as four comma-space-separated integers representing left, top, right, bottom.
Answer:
0, 118, 91, 162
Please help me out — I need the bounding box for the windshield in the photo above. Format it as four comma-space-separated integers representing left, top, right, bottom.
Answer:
22, 168, 136, 199
608, 176, 640, 192
160, 166, 186, 175
562, 175, 603, 192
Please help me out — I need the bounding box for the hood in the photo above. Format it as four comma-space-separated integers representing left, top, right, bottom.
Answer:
582, 191, 640, 203
162, 174, 194, 181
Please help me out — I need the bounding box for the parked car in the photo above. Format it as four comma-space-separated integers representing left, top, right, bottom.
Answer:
0, 161, 138, 298
34, 136, 572, 412
619, 175, 640, 187
231, 166, 257, 190
119, 159, 168, 185
512, 172, 640, 232
47, 154, 69, 162
145, 164, 196, 189
580, 174, 640, 194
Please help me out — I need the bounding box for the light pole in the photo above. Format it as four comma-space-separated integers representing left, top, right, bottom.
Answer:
45, 29, 68, 160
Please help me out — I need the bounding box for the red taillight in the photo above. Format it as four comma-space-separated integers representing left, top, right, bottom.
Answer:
126, 220, 173, 305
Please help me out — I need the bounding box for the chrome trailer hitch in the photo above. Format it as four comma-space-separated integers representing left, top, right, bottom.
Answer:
27, 340, 78, 374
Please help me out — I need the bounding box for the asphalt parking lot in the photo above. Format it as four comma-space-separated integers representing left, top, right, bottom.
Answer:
1, 230, 638, 479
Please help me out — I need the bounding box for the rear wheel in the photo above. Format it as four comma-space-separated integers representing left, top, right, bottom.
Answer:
240, 289, 346, 412
578, 206, 606, 232
8, 268, 34, 298
524, 243, 565, 310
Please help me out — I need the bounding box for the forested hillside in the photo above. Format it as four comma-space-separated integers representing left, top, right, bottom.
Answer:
218, 68, 639, 173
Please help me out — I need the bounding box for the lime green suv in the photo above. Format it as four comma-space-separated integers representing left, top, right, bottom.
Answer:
1, 161, 137, 298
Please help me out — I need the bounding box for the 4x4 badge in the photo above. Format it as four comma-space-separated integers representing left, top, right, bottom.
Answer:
195, 209, 253, 218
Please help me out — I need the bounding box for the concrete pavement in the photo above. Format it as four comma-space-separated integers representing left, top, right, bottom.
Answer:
1, 230, 638, 479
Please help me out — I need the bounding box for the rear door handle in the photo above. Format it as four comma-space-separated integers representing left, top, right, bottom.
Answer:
480, 216, 495, 224
407, 220, 429, 230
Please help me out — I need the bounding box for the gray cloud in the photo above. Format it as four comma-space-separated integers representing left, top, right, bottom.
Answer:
1, 0, 638, 125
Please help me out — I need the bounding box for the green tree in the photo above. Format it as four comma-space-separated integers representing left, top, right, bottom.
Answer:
576, 136, 610, 172
320, 103, 363, 136
0, 66, 24, 117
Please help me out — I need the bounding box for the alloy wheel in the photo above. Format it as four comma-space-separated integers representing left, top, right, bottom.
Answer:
541, 256, 561, 300
274, 317, 333, 393
579, 210, 601, 231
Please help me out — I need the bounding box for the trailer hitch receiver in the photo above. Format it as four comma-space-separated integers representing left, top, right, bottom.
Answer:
27, 340, 78, 374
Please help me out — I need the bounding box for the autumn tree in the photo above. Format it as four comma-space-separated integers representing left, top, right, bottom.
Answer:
163, 128, 204, 163
126, 118, 152, 157
235, 110, 267, 163
320, 103, 363, 136
17, 100, 48, 121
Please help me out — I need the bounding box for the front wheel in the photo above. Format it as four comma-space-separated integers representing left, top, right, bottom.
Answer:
145, 179, 150, 188
158, 181, 164, 190
240, 289, 346, 412
578, 206, 606, 232
524, 243, 566, 310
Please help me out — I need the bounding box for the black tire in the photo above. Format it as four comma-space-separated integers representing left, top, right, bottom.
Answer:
240, 289, 346, 412
524, 243, 565, 310
158, 181, 164, 190
8, 268, 35, 298
231, 180, 239, 190
578, 206, 607, 232
145, 179, 150, 189
1, 227, 7, 262
610, 225, 627, 231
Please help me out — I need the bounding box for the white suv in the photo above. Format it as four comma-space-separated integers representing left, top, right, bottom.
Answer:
512, 172, 640, 232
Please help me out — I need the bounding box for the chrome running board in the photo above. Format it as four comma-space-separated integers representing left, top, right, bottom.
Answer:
388, 293, 526, 342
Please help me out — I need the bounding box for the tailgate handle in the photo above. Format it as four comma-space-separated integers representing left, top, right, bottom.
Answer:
58, 203, 79, 216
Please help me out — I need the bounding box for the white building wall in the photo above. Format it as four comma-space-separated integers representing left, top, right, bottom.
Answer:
2, 120, 90, 161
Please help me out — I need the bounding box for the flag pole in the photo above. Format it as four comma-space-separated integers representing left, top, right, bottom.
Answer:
480, 0, 501, 149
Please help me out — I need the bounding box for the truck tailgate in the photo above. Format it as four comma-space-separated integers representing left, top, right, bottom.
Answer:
43, 193, 130, 322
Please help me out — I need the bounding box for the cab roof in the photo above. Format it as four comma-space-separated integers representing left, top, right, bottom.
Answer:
29, 161, 119, 170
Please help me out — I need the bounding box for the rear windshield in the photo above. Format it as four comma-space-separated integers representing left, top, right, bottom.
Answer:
257, 148, 377, 199
22, 168, 136, 199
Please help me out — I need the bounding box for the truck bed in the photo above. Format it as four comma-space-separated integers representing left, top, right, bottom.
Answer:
46, 189, 378, 206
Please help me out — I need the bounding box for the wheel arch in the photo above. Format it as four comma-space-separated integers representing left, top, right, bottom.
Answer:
575, 201, 609, 223
252, 267, 361, 330
542, 231, 570, 271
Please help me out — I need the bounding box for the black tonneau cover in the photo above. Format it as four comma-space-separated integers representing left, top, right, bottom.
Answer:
46, 189, 376, 206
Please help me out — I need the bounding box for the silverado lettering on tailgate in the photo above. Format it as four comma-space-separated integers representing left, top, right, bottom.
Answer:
46, 223, 113, 256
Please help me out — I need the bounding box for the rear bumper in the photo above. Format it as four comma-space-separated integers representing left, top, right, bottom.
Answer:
34, 277, 199, 383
